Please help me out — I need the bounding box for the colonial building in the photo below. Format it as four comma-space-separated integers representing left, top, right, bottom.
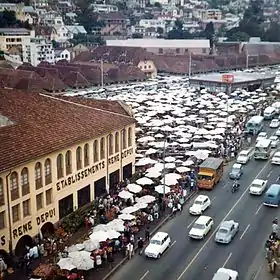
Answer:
0, 89, 136, 255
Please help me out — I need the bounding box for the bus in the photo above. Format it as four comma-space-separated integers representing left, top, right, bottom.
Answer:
264, 184, 280, 207
264, 106, 276, 120
254, 139, 272, 160
245, 116, 264, 135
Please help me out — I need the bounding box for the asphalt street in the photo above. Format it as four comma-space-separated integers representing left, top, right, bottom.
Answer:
110, 123, 279, 280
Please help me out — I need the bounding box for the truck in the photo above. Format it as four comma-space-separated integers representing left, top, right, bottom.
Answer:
197, 157, 224, 190
254, 139, 272, 160
245, 115, 264, 135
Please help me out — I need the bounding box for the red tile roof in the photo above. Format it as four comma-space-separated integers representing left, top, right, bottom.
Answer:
0, 89, 135, 173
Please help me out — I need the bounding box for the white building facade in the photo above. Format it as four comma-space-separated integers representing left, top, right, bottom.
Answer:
22, 37, 54, 66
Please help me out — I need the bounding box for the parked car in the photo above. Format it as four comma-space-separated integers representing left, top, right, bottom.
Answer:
270, 119, 280, 128
189, 195, 211, 215
144, 232, 171, 259
229, 163, 243, 179
212, 268, 239, 280
215, 220, 239, 244
236, 148, 253, 164
271, 151, 280, 165
249, 179, 268, 195
189, 216, 213, 240
269, 135, 279, 148
257, 131, 267, 142
276, 129, 280, 136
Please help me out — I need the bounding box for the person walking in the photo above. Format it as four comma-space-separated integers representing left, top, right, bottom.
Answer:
137, 237, 144, 255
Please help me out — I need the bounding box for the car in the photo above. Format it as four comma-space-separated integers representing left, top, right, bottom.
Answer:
212, 268, 239, 280
271, 151, 280, 165
276, 129, 280, 137
144, 232, 171, 259
189, 195, 211, 215
215, 220, 239, 244
270, 119, 280, 128
189, 215, 213, 240
256, 131, 267, 141
249, 179, 268, 195
236, 149, 253, 164
270, 135, 279, 148
229, 163, 243, 179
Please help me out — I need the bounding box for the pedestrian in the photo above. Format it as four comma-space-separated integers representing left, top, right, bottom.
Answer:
145, 227, 150, 241
126, 242, 134, 259
177, 203, 182, 213
137, 237, 144, 255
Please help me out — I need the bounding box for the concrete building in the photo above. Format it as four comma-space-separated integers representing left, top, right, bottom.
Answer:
0, 89, 136, 254
90, 4, 118, 13
0, 28, 34, 52
106, 39, 210, 55
194, 9, 222, 20
22, 37, 54, 66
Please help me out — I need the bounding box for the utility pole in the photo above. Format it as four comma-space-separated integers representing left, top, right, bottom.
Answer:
246, 48, 249, 69
163, 140, 166, 199
188, 52, 192, 79
100, 59, 104, 88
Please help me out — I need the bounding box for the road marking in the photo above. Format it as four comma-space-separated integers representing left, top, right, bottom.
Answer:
222, 252, 232, 268
222, 182, 229, 189
187, 219, 196, 229
176, 161, 271, 280
166, 240, 177, 252
240, 224, 250, 240
267, 170, 272, 178
139, 270, 149, 280
212, 196, 216, 201
252, 264, 263, 280
255, 204, 263, 215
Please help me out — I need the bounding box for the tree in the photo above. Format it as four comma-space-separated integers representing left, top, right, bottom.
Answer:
226, 29, 250, 42
143, 13, 154, 19
217, 24, 227, 37
156, 27, 164, 35
132, 33, 143, 38
115, 1, 127, 10
0, 10, 30, 28
263, 23, 280, 42
167, 19, 193, 39
69, 33, 105, 46
174, 19, 183, 30
154, 2, 162, 9
204, 22, 215, 48
52, 40, 60, 48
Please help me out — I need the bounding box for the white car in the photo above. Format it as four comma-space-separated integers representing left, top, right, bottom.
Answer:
270, 119, 280, 128
189, 195, 211, 215
270, 136, 279, 148
249, 179, 268, 195
189, 215, 213, 240
272, 152, 280, 165
276, 129, 280, 136
236, 149, 253, 164
212, 268, 239, 280
257, 132, 267, 141
144, 232, 171, 259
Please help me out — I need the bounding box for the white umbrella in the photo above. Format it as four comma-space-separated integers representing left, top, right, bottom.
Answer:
67, 245, 79, 253
176, 166, 191, 173
69, 251, 94, 271
145, 148, 158, 155
121, 206, 139, 214
106, 230, 121, 239
89, 231, 111, 242
118, 190, 133, 199
127, 183, 142, 193
137, 136, 155, 143
164, 156, 176, 163
137, 195, 156, 204
57, 258, 76, 271
155, 185, 171, 194
136, 177, 154, 185
106, 219, 125, 232
165, 173, 181, 180
83, 239, 99, 252
182, 160, 194, 166
92, 224, 107, 232
135, 158, 157, 167
118, 213, 136, 221
146, 171, 161, 178
134, 202, 148, 209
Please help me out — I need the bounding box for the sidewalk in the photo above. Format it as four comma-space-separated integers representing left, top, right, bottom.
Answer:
6, 191, 197, 280
252, 263, 275, 280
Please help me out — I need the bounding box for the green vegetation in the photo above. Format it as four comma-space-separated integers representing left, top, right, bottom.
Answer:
0, 10, 30, 29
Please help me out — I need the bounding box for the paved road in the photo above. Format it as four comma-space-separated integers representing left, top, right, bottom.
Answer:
110, 124, 279, 280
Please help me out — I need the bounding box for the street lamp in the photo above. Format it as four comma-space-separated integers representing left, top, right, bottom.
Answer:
162, 140, 166, 199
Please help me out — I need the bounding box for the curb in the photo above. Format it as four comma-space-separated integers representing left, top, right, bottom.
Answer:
102, 191, 197, 280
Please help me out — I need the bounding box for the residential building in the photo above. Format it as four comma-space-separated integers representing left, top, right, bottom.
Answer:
106, 39, 211, 55
22, 37, 54, 66
43, 15, 64, 26
149, 0, 169, 4
194, 9, 222, 20
200, 19, 227, 30
51, 25, 70, 43
0, 89, 136, 254
97, 12, 129, 36
90, 4, 118, 13
0, 3, 18, 12
0, 28, 34, 53
57, 1, 74, 13
65, 26, 87, 37
71, 44, 89, 59
31, 0, 48, 8
139, 19, 166, 30
54, 49, 71, 62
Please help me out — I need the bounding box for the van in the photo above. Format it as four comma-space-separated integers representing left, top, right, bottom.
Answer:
264, 106, 276, 120
263, 184, 280, 207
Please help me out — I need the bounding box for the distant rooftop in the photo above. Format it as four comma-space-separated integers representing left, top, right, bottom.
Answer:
0, 28, 31, 35
106, 39, 210, 49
